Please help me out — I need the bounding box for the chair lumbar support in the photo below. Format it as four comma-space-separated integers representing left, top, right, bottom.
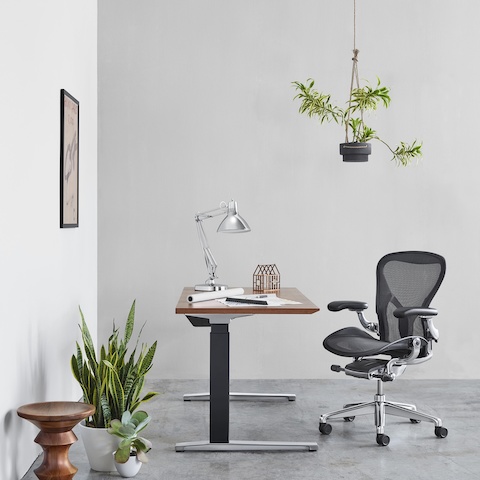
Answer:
320, 251, 448, 446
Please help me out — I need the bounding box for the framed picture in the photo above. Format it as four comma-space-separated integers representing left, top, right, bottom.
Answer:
60, 89, 79, 228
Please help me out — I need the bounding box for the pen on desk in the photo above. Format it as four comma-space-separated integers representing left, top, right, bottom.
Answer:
225, 297, 268, 305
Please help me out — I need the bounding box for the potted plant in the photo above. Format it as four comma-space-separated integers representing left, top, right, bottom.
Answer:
108, 410, 152, 478
71, 300, 158, 471
292, 77, 422, 166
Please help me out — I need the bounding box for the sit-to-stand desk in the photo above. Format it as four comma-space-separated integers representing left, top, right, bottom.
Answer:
175, 287, 319, 452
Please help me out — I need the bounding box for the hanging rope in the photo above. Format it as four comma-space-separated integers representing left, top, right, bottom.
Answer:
345, 0, 362, 143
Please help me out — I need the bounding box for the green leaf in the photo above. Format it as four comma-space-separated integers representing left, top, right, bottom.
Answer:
348, 77, 391, 114
133, 415, 151, 433
135, 437, 152, 451
292, 79, 344, 124
114, 445, 131, 464
138, 342, 157, 376
391, 140, 423, 166
124, 300, 136, 345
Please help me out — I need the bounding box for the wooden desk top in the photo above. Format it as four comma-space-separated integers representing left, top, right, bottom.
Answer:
176, 287, 319, 315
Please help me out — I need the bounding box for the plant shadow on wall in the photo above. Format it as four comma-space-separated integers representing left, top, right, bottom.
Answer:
71, 300, 159, 472
292, 0, 422, 166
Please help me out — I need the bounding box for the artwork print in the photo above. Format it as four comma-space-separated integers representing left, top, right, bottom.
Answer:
60, 89, 79, 228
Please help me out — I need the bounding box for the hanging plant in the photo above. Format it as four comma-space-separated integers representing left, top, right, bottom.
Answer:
292, 2, 422, 166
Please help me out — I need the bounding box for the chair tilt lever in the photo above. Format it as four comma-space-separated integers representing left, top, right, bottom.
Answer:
331, 365, 344, 373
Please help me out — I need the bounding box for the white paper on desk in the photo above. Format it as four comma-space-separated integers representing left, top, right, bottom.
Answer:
187, 288, 244, 303
218, 294, 301, 307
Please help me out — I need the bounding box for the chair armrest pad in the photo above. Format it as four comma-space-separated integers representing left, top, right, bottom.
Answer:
328, 301, 368, 312
394, 307, 438, 318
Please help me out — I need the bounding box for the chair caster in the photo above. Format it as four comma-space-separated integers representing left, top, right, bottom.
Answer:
319, 422, 332, 435
435, 426, 448, 438
343, 416, 355, 422
376, 433, 390, 446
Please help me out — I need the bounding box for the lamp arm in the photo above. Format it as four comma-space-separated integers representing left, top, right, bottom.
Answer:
195, 203, 228, 222
196, 218, 218, 285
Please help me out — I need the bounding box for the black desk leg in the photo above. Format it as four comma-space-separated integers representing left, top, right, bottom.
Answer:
175, 315, 318, 451
210, 324, 229, 443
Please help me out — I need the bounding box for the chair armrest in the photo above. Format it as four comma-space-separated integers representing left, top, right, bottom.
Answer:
328, 301, 368, 312
394, 307, 440, 341
328, 301, 378, 335
394, 307, 438, 318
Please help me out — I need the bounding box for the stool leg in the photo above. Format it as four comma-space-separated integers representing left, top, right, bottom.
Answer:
34, 431, 78, 480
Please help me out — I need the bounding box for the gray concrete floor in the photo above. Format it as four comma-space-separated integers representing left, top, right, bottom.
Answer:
23, 379, 480, 479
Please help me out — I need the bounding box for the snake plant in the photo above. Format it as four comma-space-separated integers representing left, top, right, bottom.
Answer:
71, 300, 158, 428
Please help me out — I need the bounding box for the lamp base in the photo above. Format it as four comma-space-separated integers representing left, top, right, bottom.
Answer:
194, 283, 228, 292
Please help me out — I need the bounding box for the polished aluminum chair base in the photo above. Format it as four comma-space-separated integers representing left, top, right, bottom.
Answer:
319, 379, 445, 445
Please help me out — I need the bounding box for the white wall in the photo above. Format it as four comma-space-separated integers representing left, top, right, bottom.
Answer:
98, 0, 480, 380
0, 1, 97, 478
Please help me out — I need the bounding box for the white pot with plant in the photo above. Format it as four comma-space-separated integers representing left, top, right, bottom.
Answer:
71, 300, 158, 471
108, 410, 152, 478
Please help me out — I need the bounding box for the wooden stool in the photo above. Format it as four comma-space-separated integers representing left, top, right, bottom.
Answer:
17, 401, 95, 480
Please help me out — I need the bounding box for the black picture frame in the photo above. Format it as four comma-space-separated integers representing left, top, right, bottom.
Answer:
60, 89, 79, 228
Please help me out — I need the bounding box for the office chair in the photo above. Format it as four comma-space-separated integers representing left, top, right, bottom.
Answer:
319, 251, 448, 446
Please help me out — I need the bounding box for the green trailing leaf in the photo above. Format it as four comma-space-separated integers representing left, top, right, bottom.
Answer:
348, 77, 391, 114
361, 125, 377, 143
292, 79, 343, 124
71, 301, 159, 428
392, 140, 423, 166
292, 77, 422, 166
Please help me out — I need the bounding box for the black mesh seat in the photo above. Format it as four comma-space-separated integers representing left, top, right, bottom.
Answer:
319, 251, 448, 446
323, 327, 411, 357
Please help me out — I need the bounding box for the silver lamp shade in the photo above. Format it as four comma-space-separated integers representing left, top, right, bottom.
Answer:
217, 201, 250, 233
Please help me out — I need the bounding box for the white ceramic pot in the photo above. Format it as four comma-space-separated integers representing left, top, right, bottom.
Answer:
114, 454, 143, 478
78, 422, 119, 471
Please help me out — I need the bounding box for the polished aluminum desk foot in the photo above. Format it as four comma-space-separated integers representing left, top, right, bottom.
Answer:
183, 392, 296, 401
175, 440, 318, 452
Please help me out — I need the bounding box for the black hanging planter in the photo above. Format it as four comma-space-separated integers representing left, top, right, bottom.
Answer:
340, 142, 371, 162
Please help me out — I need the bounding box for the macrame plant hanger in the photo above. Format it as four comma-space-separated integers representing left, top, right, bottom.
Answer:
292, 0, 421, 165
339, 0, 371, 162
345, 0, 361, 144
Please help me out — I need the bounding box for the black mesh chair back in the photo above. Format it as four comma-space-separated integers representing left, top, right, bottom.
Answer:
376, 251, 446, 344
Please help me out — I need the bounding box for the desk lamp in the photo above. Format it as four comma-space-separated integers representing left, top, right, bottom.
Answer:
194, 200, 250, 291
